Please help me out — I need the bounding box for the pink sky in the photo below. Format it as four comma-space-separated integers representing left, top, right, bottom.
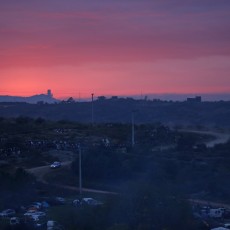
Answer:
0, 0, 230, 99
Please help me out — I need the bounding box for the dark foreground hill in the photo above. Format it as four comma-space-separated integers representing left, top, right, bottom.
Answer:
0, 98, 230, 127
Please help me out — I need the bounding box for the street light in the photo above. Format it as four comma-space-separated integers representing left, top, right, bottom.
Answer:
91, 93, 94, 125
131, 111, 135, 147
78, 145, 82, 196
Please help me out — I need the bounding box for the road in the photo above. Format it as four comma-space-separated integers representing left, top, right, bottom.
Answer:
27, 162, 230, 207
179, 129, 230, 147
27, 129, 230, 200
26, 162, 117, 195
27, 161, 72, 183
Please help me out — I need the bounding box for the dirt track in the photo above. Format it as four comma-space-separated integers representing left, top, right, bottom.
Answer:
27, 161, 72, 183
179, 129, 230, 147
26, 129, 230, 197
26, 162, 117, 195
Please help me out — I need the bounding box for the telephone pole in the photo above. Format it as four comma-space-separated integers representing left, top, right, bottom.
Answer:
78, 145, 82, 196
91, 93, 94, 125
131, 111, 135, 147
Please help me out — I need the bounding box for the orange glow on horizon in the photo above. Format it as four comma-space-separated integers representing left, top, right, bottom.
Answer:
1, 55, 230, 99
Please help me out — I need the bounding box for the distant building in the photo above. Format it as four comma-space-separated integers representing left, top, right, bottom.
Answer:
97, 96, 106, 101
110, 96, 118, 100
186, 96, 202, 103
47, 89, 53, 98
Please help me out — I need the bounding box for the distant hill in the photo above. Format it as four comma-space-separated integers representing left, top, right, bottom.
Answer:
0, 92, 59, 104
0, 98, 230, 128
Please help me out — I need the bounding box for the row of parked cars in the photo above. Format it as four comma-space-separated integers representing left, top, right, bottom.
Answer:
0, 196, 103, 229
0, 201, 50, 229
0, 209, 16, 217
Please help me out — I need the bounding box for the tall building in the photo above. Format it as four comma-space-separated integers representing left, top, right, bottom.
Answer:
47, 89, 53, 98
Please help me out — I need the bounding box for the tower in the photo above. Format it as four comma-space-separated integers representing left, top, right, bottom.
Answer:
47, 89, 53, 98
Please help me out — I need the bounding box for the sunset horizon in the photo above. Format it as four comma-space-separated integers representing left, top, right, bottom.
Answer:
1, 0, 230, 99
1, 1, 230, 229
1, 89, 230, 102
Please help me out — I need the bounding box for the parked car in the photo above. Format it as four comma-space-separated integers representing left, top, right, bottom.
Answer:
25, 214, 46, 228
24, 211, 46, 218
223, 223, 230, 229
72, 199, 81, 207
41, 201, 50, 209
83, 198, 103, 206
50, 161, 61, 168
46, 197, 65, 206
27, 205, 40, 212
209, 208, 224, 218
54, 197, 66, 204
47, 220, 64, 230
0, 209, 16, 217
31, 202, 42, 209
10, 217, 20, 225
24, 210, 37, 216
30, 213, 46, 222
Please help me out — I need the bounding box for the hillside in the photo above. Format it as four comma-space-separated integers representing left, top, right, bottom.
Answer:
0, 93, 59, 104
0, 99, 230, 127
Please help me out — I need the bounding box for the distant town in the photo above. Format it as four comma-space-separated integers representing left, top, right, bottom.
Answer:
0, 90, 230, 104
0, 90, 230, 128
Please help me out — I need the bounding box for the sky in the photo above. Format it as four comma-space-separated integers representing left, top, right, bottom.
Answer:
0, 0, 230, 99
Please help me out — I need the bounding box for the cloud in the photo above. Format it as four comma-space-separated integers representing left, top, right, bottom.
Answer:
0, 0, 230, 74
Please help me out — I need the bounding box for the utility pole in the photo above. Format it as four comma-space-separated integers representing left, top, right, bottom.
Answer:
78, 145, 82, 196
91, 93, 94, 125
132, 111, 135, 147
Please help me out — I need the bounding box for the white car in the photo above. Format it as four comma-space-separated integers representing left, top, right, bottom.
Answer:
24, 211, 46, 218
82, 198, 103, 206
24, 210, 37, 216
50, 161, 61, 168
55, 197, 65, 204
0, 209, 16, 217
